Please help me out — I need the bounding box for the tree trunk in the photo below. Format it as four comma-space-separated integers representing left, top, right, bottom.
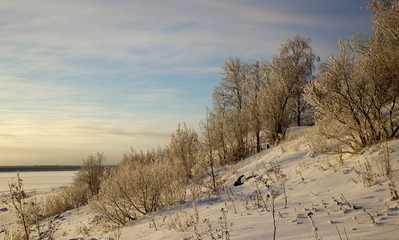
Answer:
296, 96, 301, 126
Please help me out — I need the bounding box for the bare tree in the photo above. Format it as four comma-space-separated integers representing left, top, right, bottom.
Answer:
304, 0, 399, 151
259, 73, 293, 143
368, 0, 399, 43
243, 59, 272, 152
211, 87, 230, 164
199, 109, 221, 193
273, 33, 317, 126
213, 57, 249, 160
360, 0, 399, 138
75, 152, 106, 196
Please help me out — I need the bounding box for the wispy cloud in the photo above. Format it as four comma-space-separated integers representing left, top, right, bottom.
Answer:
0, 0, 370, 74
0, 0, 371, 165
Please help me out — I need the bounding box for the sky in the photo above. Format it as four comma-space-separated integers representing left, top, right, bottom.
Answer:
0, 0, 372, 165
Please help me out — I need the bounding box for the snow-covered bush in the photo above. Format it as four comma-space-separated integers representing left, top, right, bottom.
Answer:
43, 183, 89, 217
165, 122, 200, 179
41, 153, 106, 219
6, 173, 33, 240
91, 158, 185, 225
304, 0, 399, 152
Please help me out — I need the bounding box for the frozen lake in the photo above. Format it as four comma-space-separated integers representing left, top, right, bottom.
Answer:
0, 170, 76, 193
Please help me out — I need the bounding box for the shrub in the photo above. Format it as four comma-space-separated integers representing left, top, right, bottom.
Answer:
41, 153, 106, 219
165, 123, 199, 179
91, 159, 185, 225
304, 0, 399, 152
6, 173, 33, 240
43, 183, 89, 217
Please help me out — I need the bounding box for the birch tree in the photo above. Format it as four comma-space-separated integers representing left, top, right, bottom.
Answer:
199, 109, 221, 192
213, 57, 248, 161
274, 34, 317, 126
243, 59, 272, 152
259, 70, 293, 143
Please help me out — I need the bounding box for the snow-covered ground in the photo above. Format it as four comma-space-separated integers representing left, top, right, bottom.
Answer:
2, 127, 399, 239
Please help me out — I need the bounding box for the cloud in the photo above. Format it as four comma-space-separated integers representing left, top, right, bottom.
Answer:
0, 0, 370, 76
0, 73, 196, 165
0, 0, 371, 165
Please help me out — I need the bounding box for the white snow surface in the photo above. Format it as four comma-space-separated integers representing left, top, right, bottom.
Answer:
2, 127, 399, 239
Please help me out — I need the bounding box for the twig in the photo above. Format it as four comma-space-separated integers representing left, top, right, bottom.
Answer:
344, 227, 349, 240
307, 212, 320, 240
340, 194, 357, 209
335, 225, 343, 240
363, 209, 377, 225
268, 193, 277, 240
227, 188, 237, 213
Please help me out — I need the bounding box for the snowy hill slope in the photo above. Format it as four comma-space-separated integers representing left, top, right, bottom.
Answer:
35, 127, 399, 239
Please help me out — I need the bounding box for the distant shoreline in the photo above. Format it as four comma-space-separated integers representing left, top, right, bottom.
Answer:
0, 165, 81, 172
